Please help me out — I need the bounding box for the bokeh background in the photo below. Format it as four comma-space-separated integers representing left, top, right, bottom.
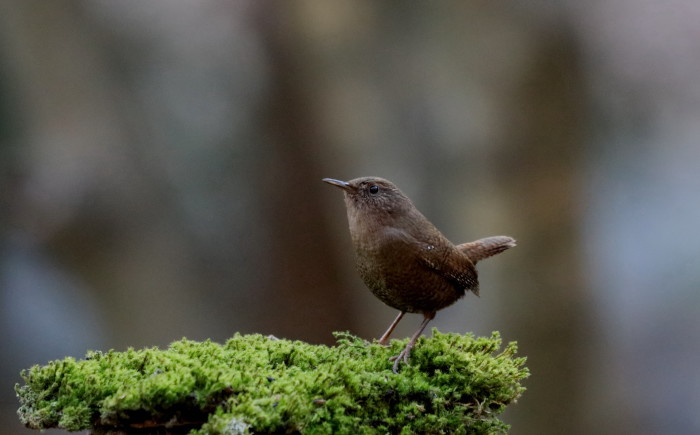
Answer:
1, 1, 699, 434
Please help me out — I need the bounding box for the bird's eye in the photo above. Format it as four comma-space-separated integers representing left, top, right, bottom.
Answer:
369, 185, 379, 194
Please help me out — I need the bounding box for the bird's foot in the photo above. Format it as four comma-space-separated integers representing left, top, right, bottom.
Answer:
389, 347, 412, 373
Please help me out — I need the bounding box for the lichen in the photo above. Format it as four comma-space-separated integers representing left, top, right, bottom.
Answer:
16, 330, 528, 434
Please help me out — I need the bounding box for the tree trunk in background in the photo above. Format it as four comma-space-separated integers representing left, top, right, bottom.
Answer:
495, 31, 595, 433
249, 3, 355, 343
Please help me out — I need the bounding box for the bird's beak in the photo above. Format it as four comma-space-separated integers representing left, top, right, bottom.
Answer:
322, 178, 352, 191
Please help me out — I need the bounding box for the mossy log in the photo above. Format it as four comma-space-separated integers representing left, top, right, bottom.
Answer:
16, 330, 528, 434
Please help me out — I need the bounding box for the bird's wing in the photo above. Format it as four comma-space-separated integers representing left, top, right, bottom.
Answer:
382, 227, 480, 295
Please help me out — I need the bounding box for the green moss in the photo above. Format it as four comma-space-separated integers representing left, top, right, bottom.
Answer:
16, 330, 528, 434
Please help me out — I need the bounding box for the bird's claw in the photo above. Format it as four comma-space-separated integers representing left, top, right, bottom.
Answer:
390, 348, 412, 373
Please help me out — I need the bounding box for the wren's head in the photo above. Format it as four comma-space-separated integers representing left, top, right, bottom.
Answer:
322, 177, 416, 224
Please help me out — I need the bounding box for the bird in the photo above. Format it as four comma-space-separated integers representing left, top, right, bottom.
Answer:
323, 176, 515, 373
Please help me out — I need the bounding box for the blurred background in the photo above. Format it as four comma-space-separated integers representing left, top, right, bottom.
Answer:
1, 1, 699, 434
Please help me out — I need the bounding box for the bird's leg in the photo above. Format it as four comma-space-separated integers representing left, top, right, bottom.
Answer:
378, 311, 405, 346
390, 311, 436, 373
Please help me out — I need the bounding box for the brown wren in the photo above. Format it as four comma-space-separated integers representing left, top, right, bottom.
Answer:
323, 176, 515, 373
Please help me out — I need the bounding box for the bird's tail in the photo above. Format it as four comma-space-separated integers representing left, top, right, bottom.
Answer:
457, 236, 516, 264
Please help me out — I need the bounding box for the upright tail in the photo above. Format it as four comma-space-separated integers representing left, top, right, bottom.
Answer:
457, 236, 516, 264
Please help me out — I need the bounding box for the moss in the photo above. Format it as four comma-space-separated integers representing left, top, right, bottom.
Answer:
16, 330, 528, 434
